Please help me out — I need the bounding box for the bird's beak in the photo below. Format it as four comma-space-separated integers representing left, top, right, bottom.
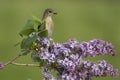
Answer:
53, 12, 57, 15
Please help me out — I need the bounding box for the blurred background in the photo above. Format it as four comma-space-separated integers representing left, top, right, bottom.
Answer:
0, 0, 120, 80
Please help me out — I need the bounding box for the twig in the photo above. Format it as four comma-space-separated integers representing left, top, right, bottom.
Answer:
11, 62, 40, 67
4, 54, 22, 66
4, 49, 30, 66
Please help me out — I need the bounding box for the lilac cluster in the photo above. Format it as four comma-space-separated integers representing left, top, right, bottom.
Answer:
36, 37, 118, 80
56, 57, 118, 80
79, 39, 115, 57
58, 60, 118, 80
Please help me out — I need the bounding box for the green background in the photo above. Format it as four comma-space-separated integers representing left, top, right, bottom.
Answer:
0, 0, 120, 80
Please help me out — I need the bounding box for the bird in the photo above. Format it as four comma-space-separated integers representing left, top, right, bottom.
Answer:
38, 8, 57, 37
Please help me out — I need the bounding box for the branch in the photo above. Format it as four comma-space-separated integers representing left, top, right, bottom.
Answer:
4, 54, 22, 66
4, 49, 30, 66
11, 62, 40, 67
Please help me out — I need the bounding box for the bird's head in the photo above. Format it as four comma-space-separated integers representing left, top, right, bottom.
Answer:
42, 8, 57, 20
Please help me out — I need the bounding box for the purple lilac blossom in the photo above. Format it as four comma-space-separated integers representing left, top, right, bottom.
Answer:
0, 62, 4, 69
36, 37, 118, 80
79, 39, 116, 57
42, 66, 55, 80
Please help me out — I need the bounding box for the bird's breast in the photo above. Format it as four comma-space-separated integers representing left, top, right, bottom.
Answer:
45, 16, 54, 36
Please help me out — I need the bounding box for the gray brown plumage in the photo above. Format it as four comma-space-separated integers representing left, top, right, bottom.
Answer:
42, 8, 57, 37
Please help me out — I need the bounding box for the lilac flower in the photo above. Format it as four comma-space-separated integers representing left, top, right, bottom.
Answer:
63, 39, 78, 49
83, 61, 92, 68
36, 37, 118, 80
39, 42, 71, 63
0, 62, 4, 69
57, 58, 76, 72
91, 63, 101, 76
79, 42, 89, 57
110, 69, 118, 78
79, 39, 116, 57
42, 66, 55, 80
89, 60, 118, 77
37, 36, 50, 48
52, 43, 70, 57
39, 51, 56, 63
61, 72, 78, 80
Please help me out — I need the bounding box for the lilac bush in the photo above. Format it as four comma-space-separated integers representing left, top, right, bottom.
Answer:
0, 16, 118, 80
0, 35, 118, 80
35, 36, 118, 80
0, 36, 118, 80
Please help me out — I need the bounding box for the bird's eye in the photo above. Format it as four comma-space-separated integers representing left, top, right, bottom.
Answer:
48, 11, 52, 13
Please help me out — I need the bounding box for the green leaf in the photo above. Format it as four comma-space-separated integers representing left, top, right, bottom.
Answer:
21, 33, 37, 49
38, 29, 48, 37
32, 16, 42, 25
38, 22, 46, 31
19, 20, 36, 37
